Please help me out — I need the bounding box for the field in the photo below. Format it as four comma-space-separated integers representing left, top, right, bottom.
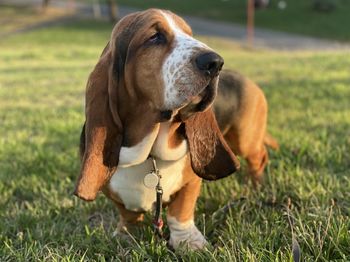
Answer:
0, 9, 349, 261
117, 0, 350, 41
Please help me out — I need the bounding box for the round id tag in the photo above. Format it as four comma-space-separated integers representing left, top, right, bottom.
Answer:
143, 172, 159, 189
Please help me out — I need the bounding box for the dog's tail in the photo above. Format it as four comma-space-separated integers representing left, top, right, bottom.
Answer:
264, 133, 279, 150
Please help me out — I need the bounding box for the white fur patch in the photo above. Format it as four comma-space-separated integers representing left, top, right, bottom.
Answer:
109, 156, 186, 212
118, 124, 160, 167
167, 215, 207, 250
151, 122, 188, 161
161, 12, 212, 110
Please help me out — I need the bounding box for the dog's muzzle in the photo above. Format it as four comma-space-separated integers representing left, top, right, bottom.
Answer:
195, 51, 224, 78
178, 51, 223, 121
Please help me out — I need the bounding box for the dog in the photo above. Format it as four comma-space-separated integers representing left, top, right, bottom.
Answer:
74, 9, 277, 250
214, 70, 279, 183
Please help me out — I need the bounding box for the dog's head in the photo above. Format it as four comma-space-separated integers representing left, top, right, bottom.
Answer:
111, 9, 224, 115
74, 9, 239, 201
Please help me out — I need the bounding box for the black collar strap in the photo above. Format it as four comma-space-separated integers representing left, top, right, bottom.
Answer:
150, 157, 164, 238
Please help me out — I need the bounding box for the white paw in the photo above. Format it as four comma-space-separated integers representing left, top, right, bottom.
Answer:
112, 225, 127, 237
167, 216, 208, 250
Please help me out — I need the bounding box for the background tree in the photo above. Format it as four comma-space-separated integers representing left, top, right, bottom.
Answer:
42, 0, 50, 11
107, 0, 118, 22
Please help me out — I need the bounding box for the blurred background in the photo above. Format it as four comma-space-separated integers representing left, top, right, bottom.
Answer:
2, 0, 350, 48
1, 0, 349, 260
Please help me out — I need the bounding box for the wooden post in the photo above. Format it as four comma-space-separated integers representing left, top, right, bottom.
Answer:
92, 0, 102, 19
42, 0, 50, 11
67, 0, 76, 11
247, 0, 255, 47
107, 0, 118, 22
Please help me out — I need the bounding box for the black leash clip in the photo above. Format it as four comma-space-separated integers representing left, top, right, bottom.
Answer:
150, 157, 164, 238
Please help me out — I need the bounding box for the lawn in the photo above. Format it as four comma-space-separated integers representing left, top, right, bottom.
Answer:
116, 0, 350, 42
0, 9, 350, 262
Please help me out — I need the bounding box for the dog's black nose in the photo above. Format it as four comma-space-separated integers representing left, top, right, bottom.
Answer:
195, 52, 224, 77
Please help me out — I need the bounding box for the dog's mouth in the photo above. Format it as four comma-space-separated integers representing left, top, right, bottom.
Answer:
178, 78, 218, 121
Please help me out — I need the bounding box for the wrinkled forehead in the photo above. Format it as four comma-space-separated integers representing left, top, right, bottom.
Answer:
159, 10, 193, 36
140, 9, 193, 38
111, 9, 193, 42
160, 10, 209, 51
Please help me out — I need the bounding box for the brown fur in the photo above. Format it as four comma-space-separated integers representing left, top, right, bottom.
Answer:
75, 9, 239, 204
167, 122, 184, 149
74, 10, 194, 201
102, 156, 202, 227
102, 186, 144, 231
75, 9, 280, 247
167, 158, 202, 223
74, 49, 122, 201
215, 71, 279, 183
184, 108, 240, 180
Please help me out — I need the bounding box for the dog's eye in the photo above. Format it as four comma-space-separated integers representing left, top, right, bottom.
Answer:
148, 32, 166, 44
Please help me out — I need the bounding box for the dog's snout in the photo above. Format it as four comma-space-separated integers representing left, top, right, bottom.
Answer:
195, 52, 224, 77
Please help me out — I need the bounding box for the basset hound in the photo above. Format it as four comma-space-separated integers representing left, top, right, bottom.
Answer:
74, 9, 278, 250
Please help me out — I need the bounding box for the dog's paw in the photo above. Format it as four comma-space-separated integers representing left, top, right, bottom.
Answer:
112, 223, 132, 241
167, 216, 208, 250
169, 225, 207, 250
112, 220, 140, 243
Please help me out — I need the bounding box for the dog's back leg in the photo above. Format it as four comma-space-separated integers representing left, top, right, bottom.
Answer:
223, 126, 268, 184
264, 133, 279, 150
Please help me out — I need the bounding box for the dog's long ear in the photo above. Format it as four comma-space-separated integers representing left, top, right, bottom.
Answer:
74, 12, 142, 201
74, 44, 123, 201
184, 107, 240, 180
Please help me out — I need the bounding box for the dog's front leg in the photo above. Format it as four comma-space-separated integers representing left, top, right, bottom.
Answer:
114, 201, 144, 235
103, 188, 144, 237
167, 174, 207, 250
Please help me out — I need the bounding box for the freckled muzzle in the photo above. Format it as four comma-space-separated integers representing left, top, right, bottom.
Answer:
178, 51, 224, 120
161, 17, 224, 113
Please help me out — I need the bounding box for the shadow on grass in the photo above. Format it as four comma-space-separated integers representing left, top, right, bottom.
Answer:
0, 4, 114, 41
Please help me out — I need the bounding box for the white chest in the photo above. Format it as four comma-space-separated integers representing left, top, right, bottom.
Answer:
108, 155, 187, 212
108, 122, 188, 212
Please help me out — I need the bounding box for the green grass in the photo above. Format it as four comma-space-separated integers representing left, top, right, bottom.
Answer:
1, 14, 350, 261
0, 5, 71, 36
116, 0, 350, 41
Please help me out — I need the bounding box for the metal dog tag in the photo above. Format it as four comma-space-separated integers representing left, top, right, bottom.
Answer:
143, 172, 159, 189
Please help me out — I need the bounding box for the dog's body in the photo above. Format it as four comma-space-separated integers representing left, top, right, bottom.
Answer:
215, 70, 279, 182
75, 9, 277, 250
102, 70, 278, 249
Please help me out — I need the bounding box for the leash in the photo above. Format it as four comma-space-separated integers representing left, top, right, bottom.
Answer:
149, 157, 164, 238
